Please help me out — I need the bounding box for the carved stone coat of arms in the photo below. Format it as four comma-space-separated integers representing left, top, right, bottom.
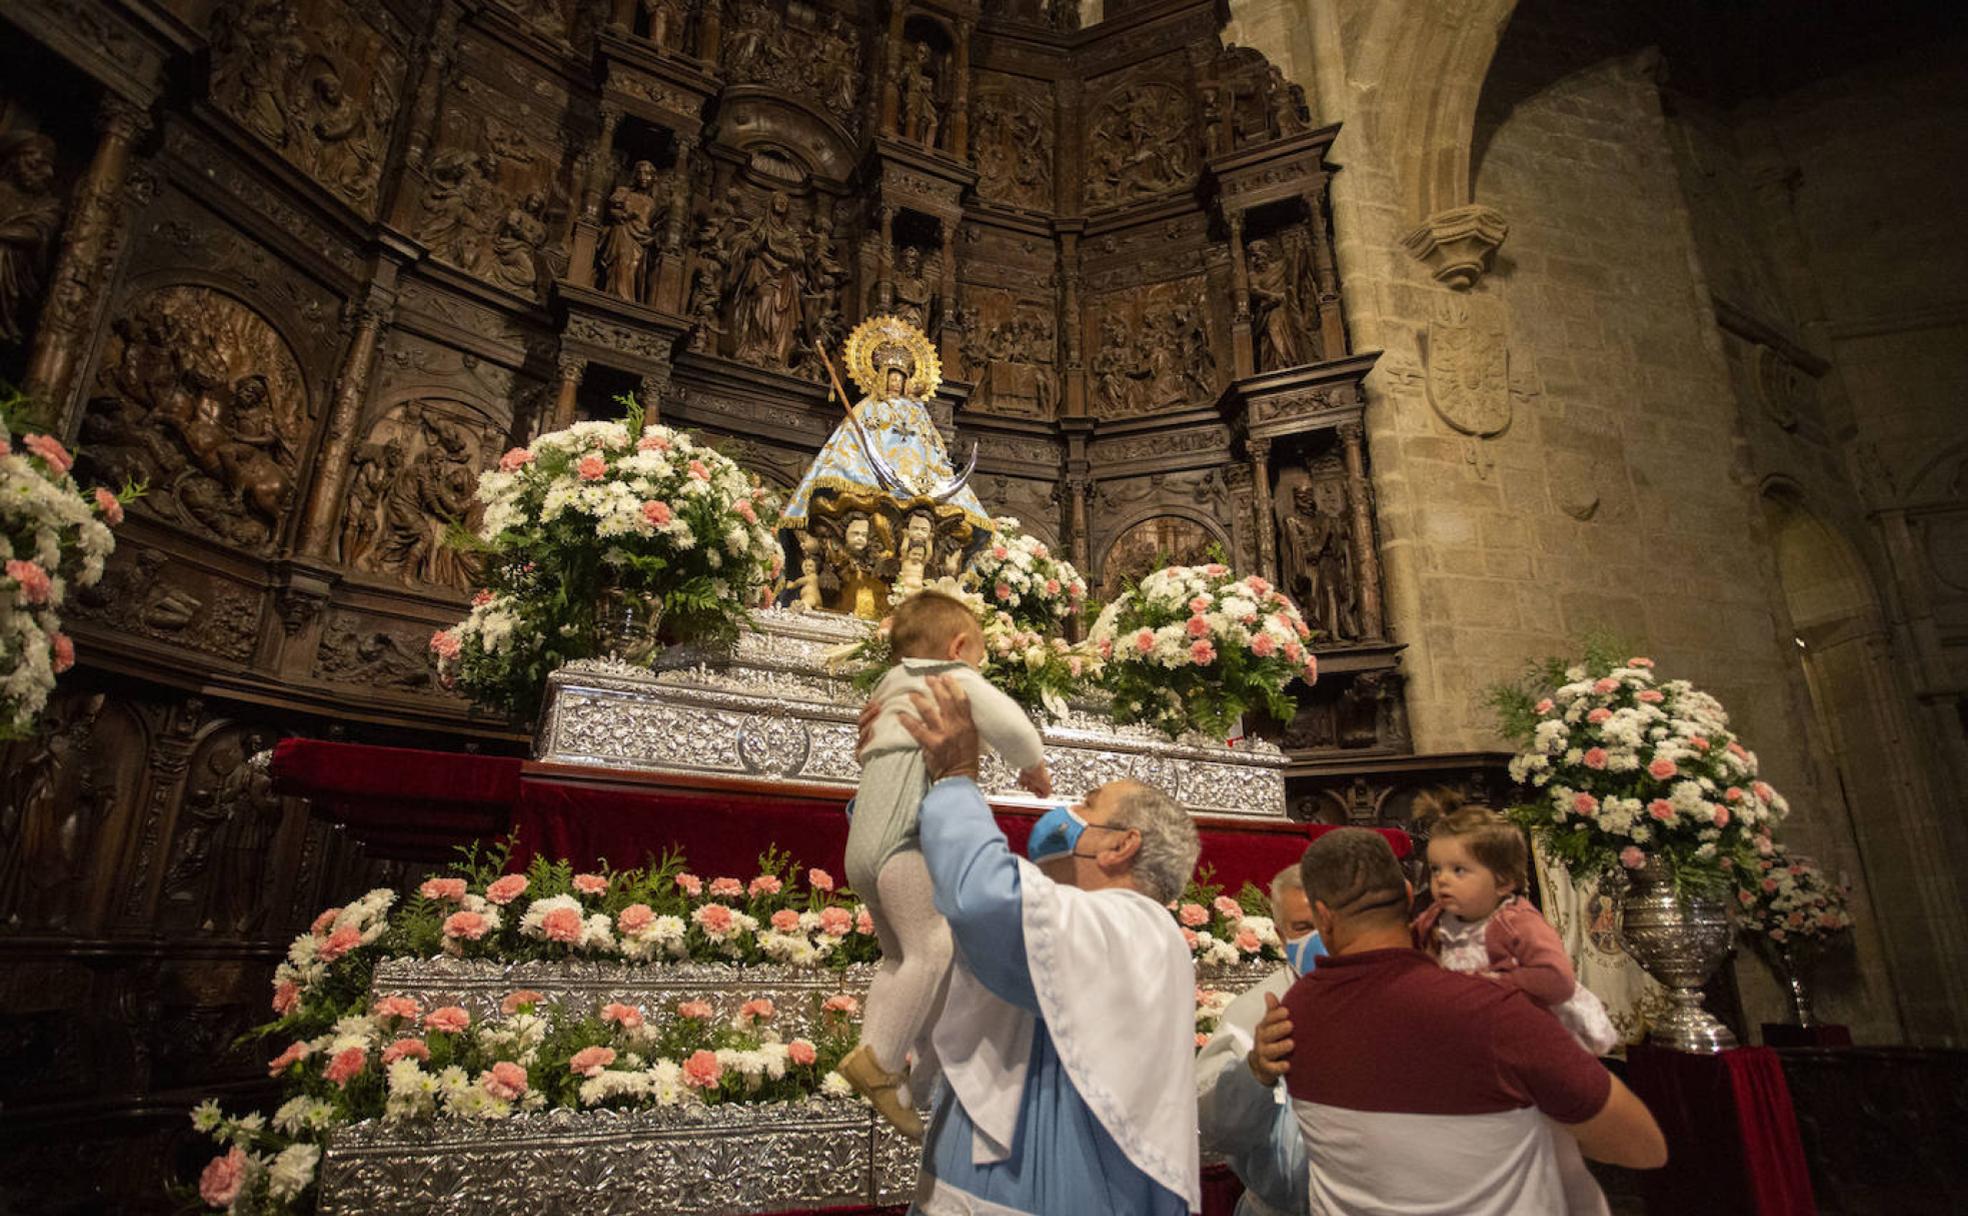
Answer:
1422, 300, 1511, 437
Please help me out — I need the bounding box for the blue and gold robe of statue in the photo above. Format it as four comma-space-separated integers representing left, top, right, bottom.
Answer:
779, 394, 990, 533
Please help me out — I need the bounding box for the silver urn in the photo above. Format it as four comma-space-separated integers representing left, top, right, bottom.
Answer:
1616, 859, 1739, 1053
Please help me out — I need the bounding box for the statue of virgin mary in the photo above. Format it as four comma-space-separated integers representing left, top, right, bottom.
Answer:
780, 316, 990, 615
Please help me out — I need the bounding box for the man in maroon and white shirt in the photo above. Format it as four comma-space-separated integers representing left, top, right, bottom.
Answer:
1249, 829, 1665, 1215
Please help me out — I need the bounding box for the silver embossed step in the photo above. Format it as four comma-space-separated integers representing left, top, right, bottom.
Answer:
317, 1102, 920, 1215
535, 608, 1289, 819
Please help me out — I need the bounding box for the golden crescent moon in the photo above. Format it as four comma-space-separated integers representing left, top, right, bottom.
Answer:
842, 314, 942, 402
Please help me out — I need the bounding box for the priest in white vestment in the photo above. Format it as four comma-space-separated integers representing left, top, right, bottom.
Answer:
883, 674, 1203, 1216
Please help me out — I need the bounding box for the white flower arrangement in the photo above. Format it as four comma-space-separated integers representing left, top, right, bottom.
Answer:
0, 400, 130, 739
1494, 651, 1790, 892
1737, 841, 1853, 944
1089, 562, 1318, 740
966, 517, 1088, 632
431, 401, 782, 722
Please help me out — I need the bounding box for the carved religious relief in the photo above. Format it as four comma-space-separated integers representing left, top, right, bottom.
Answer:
0, 128, 63, 346
1088, 277, 1217, 416
1277, 467, 1359, 643
0, 694, 107, 932
415, 100, 565, 299
598, 160, 667, 305
69, 546, 263, 660
1097, 515, 1219, 600
489, 0, 577, 44
1247, 234, 1323, 371
207, 0, 404, 218
959, 289, 1057, 418
971, 88, 1053, 211
78, 287, 310, 551
722, 0, 865, 134
641, 0, 697, 55
341, 399, 503, 590
1084, 83, 1196, 208
313, 611, 443, 692
159, 728, 285, 936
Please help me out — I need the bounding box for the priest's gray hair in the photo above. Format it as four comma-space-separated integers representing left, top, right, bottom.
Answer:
1269, 863, 1304, 922
1105, 781, 1200, 905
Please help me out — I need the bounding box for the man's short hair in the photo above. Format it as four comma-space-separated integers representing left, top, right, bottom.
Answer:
1104, 781, 1199, 905
1298, 829, 1407, 924
1269, 863, 1304, 922
889, 589, 979, 660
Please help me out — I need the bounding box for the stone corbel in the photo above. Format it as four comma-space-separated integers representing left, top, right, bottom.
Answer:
1401, 204, 1509, 290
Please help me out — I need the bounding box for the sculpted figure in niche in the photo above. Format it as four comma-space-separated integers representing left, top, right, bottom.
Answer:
340, 435, 403, 566
1249, 240, 1304, 371
1265, 66, 1307, 139
815, 14, 861, 117
358, 407, 488, 588
0, 130, 61, 345
642, 0, 692, 53
480, 190, 549, 294
0, 694, 104, 931
307, 66, 372, 195
730, 191, 806, 369
1279, 479, 1357, 641
890, 245, 933, 334
901, 42, 941, 149
213, 374, 293, 525
599, 160, 663, 304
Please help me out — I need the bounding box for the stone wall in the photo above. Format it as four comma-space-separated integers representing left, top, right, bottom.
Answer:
1227, 0, 1968, 1042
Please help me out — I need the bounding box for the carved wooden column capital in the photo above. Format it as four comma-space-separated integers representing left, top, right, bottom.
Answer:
549, 354, 588, 432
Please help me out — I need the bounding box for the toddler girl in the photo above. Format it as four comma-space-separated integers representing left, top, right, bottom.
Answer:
839, 590, 1050, 1138
1413, 798, 1618, 1215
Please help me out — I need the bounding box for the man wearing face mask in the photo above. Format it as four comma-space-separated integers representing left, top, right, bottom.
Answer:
876, 674, 1203, 1216
1194, 864, 1323, 1216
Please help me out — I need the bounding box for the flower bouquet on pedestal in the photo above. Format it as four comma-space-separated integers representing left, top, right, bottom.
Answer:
1489, 644, 1792, 1051
0, 390, 134, 739
430, 401, 782, 723
1736, 841, 1852, 1027
1088, 563, 1318, 742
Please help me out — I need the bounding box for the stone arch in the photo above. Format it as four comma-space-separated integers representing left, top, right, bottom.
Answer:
1094, 508, 1230, 598
1344, 0, 1518, 286
1762, 481, 1968, 1042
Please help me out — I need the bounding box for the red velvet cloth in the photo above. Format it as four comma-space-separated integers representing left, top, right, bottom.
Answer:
1626, 1044, 1816, 1216
271, 739, 523, 858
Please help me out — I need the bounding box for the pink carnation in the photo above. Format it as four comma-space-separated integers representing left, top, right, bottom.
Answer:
1190, 639, 1217, 665
1689, 736, 1711, 751
770, 909, 802, 933
92, 486, 124, 526
601, 1002, 644, 1029
481, 1060, 528, 1101
1301, 657, 1319, 684
381, 1037, 430, 1066
638, 434, 670, 452
1186, 615, 1210, 638
642, 499, 673, 526
1235, 927, 1262, 952
22, 433, 72, 474
572, 873, 609, 896
1593, 677, 1621, 694
855, 907, 875, 935
271, 980, 300, 1016
1583, 747, 1609, 770
1251, 633, 1275, 658
1181, 927, 1199, 948
749, 875, 783, 897
992, 545, 1009, 560
1178, 903, 1210, 927
569, 1046, 617, 1078
420, 877, 468, 903
1648, 799, 1675, 822
317, 926, 362, 963
1587, 708, 1613, 724
1728, 741, 1750, 760
199, 1147, 248, 1208
429, 628, 462, 660
675, 873, 703, 896
267, 1041, 310, 1076
501, 990, 545, 1015
311, 908, 342, 936
996, 582, 1013, 601
577, 453, 608, 481
424, 1005, 471, 1034
1636, 689, 1664, 704
1753, 781, 1776, 803
1763, 878, 1780, 893
1713, 807, 1731, 828
5, 560, 51, 605
473, 589, 494, 607
677, 999, 714, 1020
1045, 579, 1061, 596
617, 903, 654, 934
694, 903, 735, 933
498, 447, 534, 472
541, 906, 583, 942
443, 910, 489, 940
1725, 786, 1745, 803
823, 993, 861, 1017
1628, 657, 1655, 668
818, 906, 852, 937
681, 1049, 722, 1090
1213, 896, 1242, 918
49, 632, 74, 674
1205, 563, 1228, 576
1189, 596, 1212, 613
738, 998, 776, 1024
324, 1046, 368, 1087
486, 874, 529, 905
373, 995, 422, 1022
1648, 758, 1678, 780
1619, 846, 1647, 870
788, 1038, 818, 1067
709, 877, 745, 898
807, 868, 835, 892
1573, 792, 1600, 815
1534, 698, 1555, 714
1283, 641, 1303, 665
1135, 628, 1156, 654
688, 459, 710, 481
734, 499, 758, 524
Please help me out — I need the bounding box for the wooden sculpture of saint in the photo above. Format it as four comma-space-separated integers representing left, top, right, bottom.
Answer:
780, 315, 990, 618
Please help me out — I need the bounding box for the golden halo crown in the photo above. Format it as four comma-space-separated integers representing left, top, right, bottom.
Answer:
843, 314, 941, 401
